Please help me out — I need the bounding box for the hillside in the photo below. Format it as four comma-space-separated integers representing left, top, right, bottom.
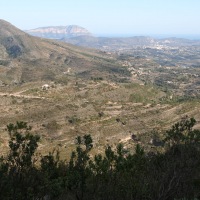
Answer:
0, 19, 128, 84
0, 20, 199, 159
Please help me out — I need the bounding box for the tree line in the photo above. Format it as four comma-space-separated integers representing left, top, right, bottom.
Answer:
0, 117, 200, 200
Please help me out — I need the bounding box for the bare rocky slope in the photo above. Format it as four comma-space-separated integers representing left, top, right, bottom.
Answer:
26, 25, 92, 39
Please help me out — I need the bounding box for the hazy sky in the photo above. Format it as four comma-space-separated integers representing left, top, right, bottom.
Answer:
1, 0, 200, 37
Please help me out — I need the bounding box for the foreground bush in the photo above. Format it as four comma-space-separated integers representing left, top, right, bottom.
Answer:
0, 117, 200, 200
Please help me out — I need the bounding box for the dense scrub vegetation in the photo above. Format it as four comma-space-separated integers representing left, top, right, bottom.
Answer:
0, 118, 200, 200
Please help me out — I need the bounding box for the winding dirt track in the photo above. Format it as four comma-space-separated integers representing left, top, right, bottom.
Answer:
0, 92, 45, 99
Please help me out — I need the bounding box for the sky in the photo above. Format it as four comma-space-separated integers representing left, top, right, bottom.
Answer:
1, 0, 200, 38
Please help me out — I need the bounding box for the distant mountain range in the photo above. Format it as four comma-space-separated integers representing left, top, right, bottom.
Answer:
62, 35, 200, 51
26, 26, 200, 51
26, 25, 92, 39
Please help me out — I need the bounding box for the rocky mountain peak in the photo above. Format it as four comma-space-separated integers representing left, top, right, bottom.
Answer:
26, 25, 92, 39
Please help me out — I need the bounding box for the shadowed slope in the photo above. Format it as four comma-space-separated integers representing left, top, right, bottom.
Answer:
0, 20, 129, 84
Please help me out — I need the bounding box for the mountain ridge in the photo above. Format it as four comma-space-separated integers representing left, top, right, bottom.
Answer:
25, 23, 200, 50
0, 19, 129, 84
62, 35, 200, 51
26, 25, 92, 39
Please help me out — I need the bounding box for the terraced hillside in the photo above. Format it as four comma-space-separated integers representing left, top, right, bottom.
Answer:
0, 78, 199, 157
0, 20, 200, 157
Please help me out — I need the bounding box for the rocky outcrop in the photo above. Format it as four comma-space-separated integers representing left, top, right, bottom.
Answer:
26, 25, 92, 39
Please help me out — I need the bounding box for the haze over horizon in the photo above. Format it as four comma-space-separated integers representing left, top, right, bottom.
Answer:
1, 0, 200, 39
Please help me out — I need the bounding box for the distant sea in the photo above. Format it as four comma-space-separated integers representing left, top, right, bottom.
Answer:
150, 34, 200, 40
96, 34, 200, 40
